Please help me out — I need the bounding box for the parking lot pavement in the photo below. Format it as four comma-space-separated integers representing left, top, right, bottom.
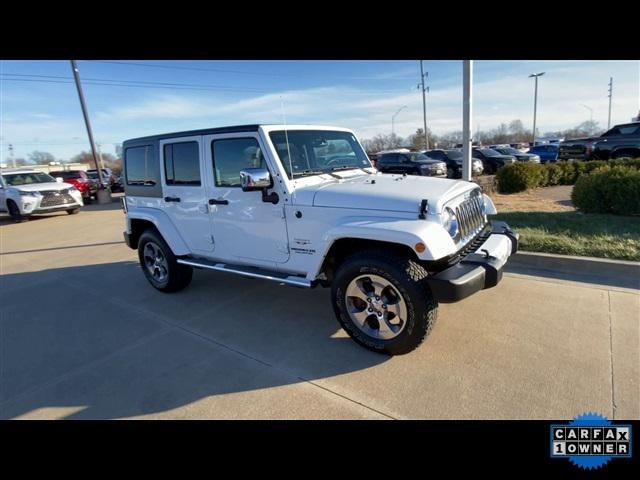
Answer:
1, 200, 638, 420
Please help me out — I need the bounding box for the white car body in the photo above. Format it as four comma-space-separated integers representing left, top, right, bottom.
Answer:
122, 124, 520, 354
122, 124, 517, 283
0, 169, 84, 217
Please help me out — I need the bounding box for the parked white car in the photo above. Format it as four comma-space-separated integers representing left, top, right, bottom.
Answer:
122, 125, 518, 355
0, 169, 83, 221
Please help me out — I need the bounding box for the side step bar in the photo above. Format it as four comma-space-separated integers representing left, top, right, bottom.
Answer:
176, 258, 312, 288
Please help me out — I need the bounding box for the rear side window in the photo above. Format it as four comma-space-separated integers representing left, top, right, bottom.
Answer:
212, 138, 265, 187
164, 142, 201, 186
126, 146, 154, 185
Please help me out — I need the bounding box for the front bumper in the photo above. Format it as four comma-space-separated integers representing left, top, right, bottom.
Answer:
427, 221, 519, 303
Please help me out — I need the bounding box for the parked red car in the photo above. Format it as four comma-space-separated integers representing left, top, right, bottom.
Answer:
50, 170, 98, 203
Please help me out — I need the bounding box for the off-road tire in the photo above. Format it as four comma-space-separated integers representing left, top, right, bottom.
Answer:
138, 229, 193, 293
7, 200, 26, 222
332, 250, 438, 355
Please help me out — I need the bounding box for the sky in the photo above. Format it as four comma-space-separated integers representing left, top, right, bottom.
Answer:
1, 60, 638, 162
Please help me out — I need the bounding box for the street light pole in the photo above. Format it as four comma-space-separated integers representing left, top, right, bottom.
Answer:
418, 61, 429, 150
70, 60, 111, 204
391, 105, 407, 138
529, 72, 545, 145
580, 104, 593, 123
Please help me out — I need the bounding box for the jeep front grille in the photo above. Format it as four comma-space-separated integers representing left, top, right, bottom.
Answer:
454, 191, 487, 242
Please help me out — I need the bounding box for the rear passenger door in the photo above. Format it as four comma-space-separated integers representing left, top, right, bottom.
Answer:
159, 136, 214, 253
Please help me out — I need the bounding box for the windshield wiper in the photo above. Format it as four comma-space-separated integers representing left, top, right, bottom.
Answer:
330, 166, 359, 171
291, 170, 325, 178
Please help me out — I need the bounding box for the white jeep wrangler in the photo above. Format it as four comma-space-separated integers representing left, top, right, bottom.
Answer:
122, 125, 518, 355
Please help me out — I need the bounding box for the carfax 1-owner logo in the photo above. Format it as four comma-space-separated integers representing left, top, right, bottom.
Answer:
551, 412, 632, 470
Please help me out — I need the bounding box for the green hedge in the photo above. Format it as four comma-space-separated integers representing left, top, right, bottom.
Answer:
496, 158, 640, 193
571, 166, 640, 215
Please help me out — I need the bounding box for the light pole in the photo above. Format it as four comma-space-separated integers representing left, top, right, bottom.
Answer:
580, 104, 593, 123
391, 105, 407, 138
529, 72, 545, 145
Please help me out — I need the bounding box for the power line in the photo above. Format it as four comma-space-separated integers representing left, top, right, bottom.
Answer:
85, 60, 418, 81
0, 74, 413, 96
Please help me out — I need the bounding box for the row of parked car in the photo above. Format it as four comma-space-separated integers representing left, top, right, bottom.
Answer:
372, 144, 552, 179
371, 120, 640, 179
48, 168, 123, 203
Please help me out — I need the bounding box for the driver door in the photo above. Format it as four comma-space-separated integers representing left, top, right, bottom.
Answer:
203, 133, 290, 266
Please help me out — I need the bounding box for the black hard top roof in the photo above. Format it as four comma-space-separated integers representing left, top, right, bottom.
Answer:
123, 124, 266, 145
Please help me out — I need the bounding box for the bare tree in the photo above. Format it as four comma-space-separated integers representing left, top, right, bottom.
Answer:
28, 151, 56, 165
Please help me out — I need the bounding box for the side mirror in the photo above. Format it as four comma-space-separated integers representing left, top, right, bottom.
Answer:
55, 177, 63, 183
240, 168, 272, 192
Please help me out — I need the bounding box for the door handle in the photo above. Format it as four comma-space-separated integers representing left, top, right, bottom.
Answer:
164, 196, 181, 202
209, 199, 229, 205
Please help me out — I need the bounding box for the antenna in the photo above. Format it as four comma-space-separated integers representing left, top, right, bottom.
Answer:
280, 97, 294, 180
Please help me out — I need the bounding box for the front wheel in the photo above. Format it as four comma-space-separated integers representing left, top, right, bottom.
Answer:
67, 208, 80, 215
7, 200, 26, 222
138, 229, 193, 293
331, 251, 438, 355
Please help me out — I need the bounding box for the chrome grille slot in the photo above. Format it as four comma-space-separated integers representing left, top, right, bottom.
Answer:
453, 190, 486, 242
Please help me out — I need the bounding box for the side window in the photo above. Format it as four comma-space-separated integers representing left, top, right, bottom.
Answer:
212, 137, 265, 187
125, 145, 154, 186
164, 141, 200, 186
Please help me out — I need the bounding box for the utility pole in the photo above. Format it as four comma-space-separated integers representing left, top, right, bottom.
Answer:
462, 60, 473, 182
607, 77, 613, 129
529, 72, 545, 145
70, 60, 111, 204
418, 61, 430, 150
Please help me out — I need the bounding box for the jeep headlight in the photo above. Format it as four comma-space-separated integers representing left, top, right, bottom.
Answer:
442, 207, 459, 239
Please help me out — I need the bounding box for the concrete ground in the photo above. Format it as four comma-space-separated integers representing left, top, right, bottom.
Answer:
0, 197, 638, 420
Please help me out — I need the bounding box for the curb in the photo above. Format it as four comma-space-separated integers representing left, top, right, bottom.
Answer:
507, 251, 639, 286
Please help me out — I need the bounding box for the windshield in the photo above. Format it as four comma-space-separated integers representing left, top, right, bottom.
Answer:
478, 148, 502, 157
2, 172, 56, 186
86, 172, 99, 179
496, 147, 519, 155
268, 130, 371, 179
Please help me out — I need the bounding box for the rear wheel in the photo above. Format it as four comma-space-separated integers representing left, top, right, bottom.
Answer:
138, 229, 193, 293
331, 250, 438, 355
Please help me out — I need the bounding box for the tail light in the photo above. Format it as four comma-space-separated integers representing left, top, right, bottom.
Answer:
586, 141, 597, 156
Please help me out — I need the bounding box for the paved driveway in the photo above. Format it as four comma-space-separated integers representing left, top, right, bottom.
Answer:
1, 199, 637, 419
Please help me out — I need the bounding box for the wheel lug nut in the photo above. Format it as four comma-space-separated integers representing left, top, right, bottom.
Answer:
367, 298, 371, 302
377, 311, 382, 317
368, 308, 373, 312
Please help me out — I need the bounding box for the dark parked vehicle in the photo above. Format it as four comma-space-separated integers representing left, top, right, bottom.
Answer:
424, 149, 484, 178
376, 151, 447, 177
49, 170, 97, 203
492, 147, 540, 163
527, 144, 559, 163
472, 148, 517, 174
558, 122, 640, 160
